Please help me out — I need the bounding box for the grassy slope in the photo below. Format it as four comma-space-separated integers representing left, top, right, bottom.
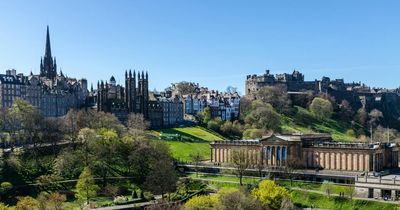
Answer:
150, 126, 224, 162
281, 106, 356, 141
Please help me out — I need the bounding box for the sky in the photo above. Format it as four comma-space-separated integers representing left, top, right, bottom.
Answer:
1, 1, 400, 94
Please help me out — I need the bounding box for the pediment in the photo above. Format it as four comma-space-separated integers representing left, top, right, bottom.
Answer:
259, 134, 301, 143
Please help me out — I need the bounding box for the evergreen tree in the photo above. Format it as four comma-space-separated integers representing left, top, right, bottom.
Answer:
75, 167, 99, 205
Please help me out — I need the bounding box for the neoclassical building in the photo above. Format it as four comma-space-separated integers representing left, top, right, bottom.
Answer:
210, 134, 399, 172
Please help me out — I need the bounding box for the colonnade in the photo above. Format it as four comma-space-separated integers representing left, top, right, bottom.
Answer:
263, 146, 287, 166
304, 151, 371, 171
211, 147, 261, 165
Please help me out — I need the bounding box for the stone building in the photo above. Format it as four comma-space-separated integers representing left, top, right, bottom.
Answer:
210, 134, 399, 172
96, 70, 149, 122
95, 71, 184, 128
0, 26, 88, 117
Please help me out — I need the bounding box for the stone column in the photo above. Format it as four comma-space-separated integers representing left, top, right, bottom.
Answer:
353, 153, 358, 171
326, 152, 330, 170
320, 152, 324, 168
373, 154, 377, 172
210, 148, 213, 162
343, 153, 347, 170
347, 153, 353, 171
359, 154, 364, 171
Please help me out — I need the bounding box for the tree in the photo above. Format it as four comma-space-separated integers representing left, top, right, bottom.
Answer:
309, 97, 333, 119
173, 81, 197, 95
321, 181, 334, 197
47, 192, 66, 210
127, 113, 150, 131
244, 101, 281, 131
144, 158, 178, 199
75, 167, 99, 205
231, 149, 250, 186
63, 109, 79, 144
200, 107, 212, 124
183, 195, 218, 210
344, 185, 356, 200
256, 85, 291, 112
243, 129, 264, 139
355, 108, 368, 126
16, 196, 39, 210
92, 128, 119, 186
251, 180, 290, 210
339, 100, 353, 121
368, 109, 383, 128
216, 188, 263, 210
190, 152, 202, 178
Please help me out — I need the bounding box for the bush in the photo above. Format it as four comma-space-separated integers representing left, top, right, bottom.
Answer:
309, 97, 333, 119
243, 129, 263, 139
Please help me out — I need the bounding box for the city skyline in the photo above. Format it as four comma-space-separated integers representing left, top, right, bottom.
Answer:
1, 1, 400, 93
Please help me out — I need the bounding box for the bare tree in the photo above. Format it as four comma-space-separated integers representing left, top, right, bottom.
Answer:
190, 152, 202, 178
127, 113, 150, 131
231, 149, 250, 186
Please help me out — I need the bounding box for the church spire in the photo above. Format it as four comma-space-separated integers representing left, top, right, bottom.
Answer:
45, 25, 52, 59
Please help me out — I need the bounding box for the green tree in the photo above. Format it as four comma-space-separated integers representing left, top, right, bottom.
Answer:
200, 107, 212, 124
243, 129, 263, 139
144, 158, 178, 199
183, 195, 218, 210
75, 167, 99, 205
309, 97, 333, 119
231, 149, 250, 186
244, 101, 281, 131
251, 180, 290, 210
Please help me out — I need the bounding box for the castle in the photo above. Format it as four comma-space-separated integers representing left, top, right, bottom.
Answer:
246, 70, 400, 126
0, 26, 88, 117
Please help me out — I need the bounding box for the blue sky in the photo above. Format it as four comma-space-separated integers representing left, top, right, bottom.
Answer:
1, 1, 400, 94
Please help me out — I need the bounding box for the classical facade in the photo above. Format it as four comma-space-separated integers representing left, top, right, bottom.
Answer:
0, 26, 88, 117
210, 134, 399, 172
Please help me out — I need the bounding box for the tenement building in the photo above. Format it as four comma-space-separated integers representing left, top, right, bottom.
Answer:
0, 26, 88, 117
210, 134, 399, 172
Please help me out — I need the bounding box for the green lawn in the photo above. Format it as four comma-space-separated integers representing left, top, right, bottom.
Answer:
187, 173, 261, 184
153, 126, 224, 141
150, 126, 224, 162
291, 190, 397, 210
166, 141, 211, 162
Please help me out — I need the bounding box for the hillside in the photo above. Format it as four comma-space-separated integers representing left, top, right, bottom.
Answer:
281, 106, 359, 141
149, 126, 224, 162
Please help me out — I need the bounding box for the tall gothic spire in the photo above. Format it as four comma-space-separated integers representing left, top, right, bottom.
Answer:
45, 25, 52, 59
40, 25, 57, 79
